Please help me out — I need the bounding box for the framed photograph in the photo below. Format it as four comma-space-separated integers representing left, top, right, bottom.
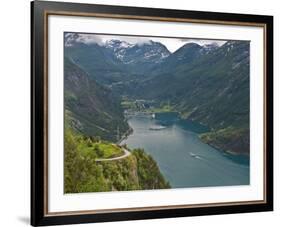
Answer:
31, 0, 273, 226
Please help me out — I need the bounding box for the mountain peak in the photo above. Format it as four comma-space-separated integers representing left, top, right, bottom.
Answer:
203, 43, 219, 49
105, 39, 134, 49
104, 39, 170, 65
182, 42, 202, 48
170, 42, 203, 61
201, 43, 220, 54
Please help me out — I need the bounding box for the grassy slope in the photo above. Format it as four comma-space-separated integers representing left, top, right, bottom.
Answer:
94, 143, 124, 159
64, 129, 170, 193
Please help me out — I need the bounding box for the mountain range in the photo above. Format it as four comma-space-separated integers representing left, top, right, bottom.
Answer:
135, 41, 249, 128
65, 36, 171, 85
64, 35, 249, 154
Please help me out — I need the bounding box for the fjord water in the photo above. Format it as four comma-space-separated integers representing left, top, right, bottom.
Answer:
122, 113, 249, 188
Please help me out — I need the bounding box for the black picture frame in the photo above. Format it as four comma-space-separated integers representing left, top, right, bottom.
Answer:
31, 0, 273, 226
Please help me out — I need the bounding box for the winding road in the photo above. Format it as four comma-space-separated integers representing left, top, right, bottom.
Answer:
95, 147, 131, 162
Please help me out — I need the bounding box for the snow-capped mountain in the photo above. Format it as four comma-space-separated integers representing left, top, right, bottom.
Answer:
104, 39, 170, 65
65, 34, 171, 74
201, 43, 220, 54
64, 33, 79, 47
104, 40, 134, 61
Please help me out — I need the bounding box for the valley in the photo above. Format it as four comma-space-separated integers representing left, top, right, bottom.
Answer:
64, 32, 250, 192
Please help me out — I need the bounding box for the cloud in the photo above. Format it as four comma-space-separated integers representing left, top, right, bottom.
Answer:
65, 32, 227, 52
65, 33, 155, 47
102, 36, 152, 46
76, 34, 103, 45
65, 32, 103, 46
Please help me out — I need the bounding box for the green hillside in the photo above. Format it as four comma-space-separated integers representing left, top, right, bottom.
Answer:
200, 127, 249, 155
64, 129, 170, 193
65, 42, 136, 85
64, 57, 129, 142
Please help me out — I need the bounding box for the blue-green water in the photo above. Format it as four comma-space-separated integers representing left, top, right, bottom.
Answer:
122, 113, 249, 188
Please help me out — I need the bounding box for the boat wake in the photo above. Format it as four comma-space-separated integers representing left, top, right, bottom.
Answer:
149, 125, 166, 130
189, 152, 203, 160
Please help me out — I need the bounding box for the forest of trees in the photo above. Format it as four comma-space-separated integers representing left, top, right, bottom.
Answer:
64, 129, 170, 193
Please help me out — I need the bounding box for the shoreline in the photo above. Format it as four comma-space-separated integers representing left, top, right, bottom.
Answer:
198, 127, 250, 157
123, 110, 249, 158
199, 137, 250, 157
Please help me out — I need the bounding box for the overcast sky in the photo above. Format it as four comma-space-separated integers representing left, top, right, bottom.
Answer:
66, 33, 227, 53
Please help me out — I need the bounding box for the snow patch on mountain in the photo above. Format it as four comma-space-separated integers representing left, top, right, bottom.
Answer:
104, 39, 170, 64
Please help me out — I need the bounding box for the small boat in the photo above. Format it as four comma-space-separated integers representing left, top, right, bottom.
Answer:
151, 113, 156, 119
189, 152, 197, 157
189, 152, 201, 159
